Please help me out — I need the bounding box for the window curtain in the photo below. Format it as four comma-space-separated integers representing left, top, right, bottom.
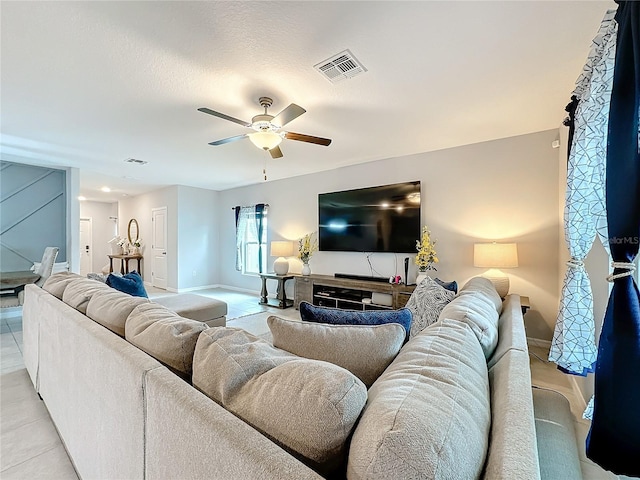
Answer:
234, 204, 267, 273
549, 9, 617, 375
254, 204, 266, 274
586, 1, 640, 475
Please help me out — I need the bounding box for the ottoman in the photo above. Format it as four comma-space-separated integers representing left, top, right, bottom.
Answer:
154, 294, 227, 327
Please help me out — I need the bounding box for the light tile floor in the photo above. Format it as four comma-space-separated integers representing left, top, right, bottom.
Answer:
0, 288, 628, 479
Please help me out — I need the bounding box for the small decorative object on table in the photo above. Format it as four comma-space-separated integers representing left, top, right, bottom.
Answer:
415, 225, 438, 284
131, 239, 142, 256
298, 232, 318, 276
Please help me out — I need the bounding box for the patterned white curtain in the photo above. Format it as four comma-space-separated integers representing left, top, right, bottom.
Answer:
235, 206, 256, 271
549, 10, 617, 375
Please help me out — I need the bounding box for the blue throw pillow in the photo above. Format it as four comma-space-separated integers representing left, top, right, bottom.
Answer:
299, 301, 413, 340
435, 278, 458, 294
106, 271, 148, 298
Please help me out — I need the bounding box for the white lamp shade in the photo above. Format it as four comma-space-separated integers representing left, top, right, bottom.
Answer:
473, 243, 518, 268
271, 241, 294, 257
249, 131, 283, 150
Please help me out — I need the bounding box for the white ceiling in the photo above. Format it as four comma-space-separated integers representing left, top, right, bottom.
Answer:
1, 1, 613, 202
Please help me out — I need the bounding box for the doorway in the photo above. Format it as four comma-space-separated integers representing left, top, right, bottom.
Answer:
79, 217, 93, 276
151, 207, 168, 289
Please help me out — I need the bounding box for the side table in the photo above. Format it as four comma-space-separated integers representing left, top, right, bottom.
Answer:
259, 273, 295, 309
108, 254, 143, 275
520, 295, 531, 315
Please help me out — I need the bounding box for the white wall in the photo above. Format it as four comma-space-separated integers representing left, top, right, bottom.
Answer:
118, 186, 179, 289
218, 129, 561, 340
176, 185, 219, 290
79, 201, 117, 273
118, 185, 219, 291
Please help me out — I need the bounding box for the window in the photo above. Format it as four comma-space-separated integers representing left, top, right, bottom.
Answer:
235, 204, 268, 275
242, 214, 267, 275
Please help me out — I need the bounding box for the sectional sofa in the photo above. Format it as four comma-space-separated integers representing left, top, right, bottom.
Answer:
22, 273, 580, 479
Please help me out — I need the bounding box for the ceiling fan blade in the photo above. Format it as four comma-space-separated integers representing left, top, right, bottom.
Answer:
269, 146, 283, 159
198, 107, 252, 128
285, 132, 332, 146
208, 134, 248, 146
271, 104, 306, 128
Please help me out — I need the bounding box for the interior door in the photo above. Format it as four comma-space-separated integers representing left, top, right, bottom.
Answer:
79, 217, 92, 276
151, 207, 168, 289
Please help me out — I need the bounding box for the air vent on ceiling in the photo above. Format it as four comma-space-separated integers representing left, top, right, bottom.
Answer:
314, 49, 367, 83
124, 158, 148, 165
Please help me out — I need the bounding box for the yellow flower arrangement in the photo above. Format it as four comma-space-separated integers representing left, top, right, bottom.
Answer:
415, 226, 438, 271
298, 232, 318, 264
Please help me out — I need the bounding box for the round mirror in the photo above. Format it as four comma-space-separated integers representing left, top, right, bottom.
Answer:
127, 219, 139, 244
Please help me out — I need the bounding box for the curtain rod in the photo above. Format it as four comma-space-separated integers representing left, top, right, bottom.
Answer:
231, 204, 270, 210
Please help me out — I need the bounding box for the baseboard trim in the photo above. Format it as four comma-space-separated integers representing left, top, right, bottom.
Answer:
568, 375, 588, 411
215, 284, 261, 296
526, 337, 552, 349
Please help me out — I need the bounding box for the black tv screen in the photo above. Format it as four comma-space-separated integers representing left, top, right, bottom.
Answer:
319, 181, 421, 253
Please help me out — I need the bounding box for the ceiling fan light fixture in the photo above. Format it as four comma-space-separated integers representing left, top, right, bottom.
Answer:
249, 131, 283, 151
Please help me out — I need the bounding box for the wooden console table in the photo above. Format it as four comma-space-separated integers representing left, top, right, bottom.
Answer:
294, 274, 415, 310
108, 254, 143, 275
259, 273, 295, 309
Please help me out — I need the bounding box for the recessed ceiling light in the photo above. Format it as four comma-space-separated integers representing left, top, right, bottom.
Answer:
78, 196, 86, 201
381, 202, 390, 208
101, 186, 111, 193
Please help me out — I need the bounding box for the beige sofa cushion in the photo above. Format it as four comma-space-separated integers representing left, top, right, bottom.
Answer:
61, 278, 111, 314
192, 327, 367, 475
438, 292, 500, 359
458, 276, 503, 314
125, 303, 208, 378
86, 289, 150, 337
267, 316, 404, 387
154, 293, 227, 323
347, 318, 491, 480
42, 272, 84, 299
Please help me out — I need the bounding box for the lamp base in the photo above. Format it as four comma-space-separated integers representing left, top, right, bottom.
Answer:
482, 271, 510, 298
273, 257, 289, 275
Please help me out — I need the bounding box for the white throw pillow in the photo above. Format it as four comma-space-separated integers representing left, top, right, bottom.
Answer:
268, 316, 405, 387
405, 276, 456, 337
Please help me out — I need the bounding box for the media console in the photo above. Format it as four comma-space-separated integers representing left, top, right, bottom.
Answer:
294, 274, 415, 311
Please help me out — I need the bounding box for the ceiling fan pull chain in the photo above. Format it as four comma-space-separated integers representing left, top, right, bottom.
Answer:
263, 158, 267, 181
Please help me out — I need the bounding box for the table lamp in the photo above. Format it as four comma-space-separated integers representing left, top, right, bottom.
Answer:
271, 241, 294, 275
473, 242, 518, 298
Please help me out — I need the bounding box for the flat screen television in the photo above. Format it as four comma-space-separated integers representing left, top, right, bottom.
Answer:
318, 181, 421, 253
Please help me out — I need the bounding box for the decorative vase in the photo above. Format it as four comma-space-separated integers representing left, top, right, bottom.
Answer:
132, 246, 140, 256
416, 271, 429, 285
302, 262, 311, 276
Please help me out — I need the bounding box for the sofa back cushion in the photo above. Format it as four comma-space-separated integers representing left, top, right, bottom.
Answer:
125, 303, 207, 378
438, 292, 500, 359
192, 327, 367, 476
86, 289, 150, 337
61, 278, 111, 314
347, 318, 491, 480
458, 276, 503, 314
42, 272, 84, 299
267, 316, 405, 387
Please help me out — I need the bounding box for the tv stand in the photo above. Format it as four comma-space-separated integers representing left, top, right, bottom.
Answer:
294, 274, 415, 311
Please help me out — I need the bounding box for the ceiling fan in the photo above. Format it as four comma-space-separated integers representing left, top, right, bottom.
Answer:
198, 97, 331, 159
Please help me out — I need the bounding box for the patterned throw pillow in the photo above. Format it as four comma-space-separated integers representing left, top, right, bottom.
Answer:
299, 302, 413, 340
106, 271, 148, 298
405, 276, 456, 337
